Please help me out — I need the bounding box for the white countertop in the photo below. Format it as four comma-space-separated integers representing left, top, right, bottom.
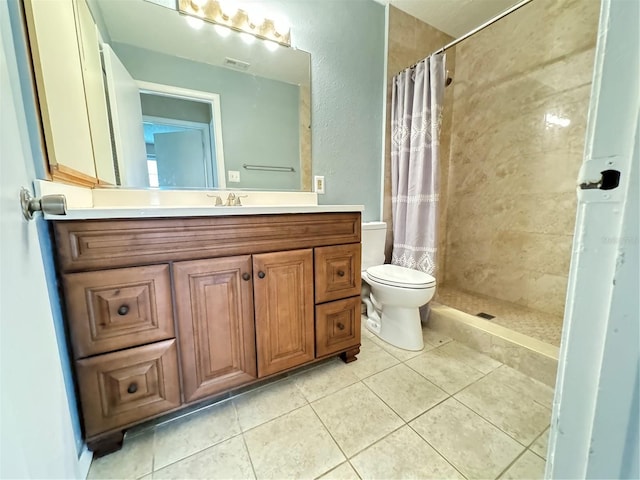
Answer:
44, 204, 364, 220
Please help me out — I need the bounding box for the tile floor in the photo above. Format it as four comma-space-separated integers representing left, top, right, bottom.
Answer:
88, 318, 553, 480
435, 286, 564, 346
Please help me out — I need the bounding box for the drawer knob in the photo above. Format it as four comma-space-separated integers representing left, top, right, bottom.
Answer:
117, 305, 129, 316
127, 382, 138, 394
242, 273, 251, 281
258, 271, 266, 279
337, 322, 345, 330
337, 270, 345, 277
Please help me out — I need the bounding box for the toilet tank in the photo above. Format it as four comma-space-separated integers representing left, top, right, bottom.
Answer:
361, 222, 387, 270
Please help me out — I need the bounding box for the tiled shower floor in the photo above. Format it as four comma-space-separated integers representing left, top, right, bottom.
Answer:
87, 318, 552, 479
435, 287, 564, 346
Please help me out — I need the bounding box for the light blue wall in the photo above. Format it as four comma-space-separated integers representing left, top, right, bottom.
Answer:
113, 43, 302, 191
267, 0, 386, 220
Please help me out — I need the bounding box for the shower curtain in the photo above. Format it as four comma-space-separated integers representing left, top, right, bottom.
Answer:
391, 54, 446, 275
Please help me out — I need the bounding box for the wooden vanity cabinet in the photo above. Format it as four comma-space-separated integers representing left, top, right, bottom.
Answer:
52, 212, 361, 455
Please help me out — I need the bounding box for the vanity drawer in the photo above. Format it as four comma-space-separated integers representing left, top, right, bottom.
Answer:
315, 297, 361, 357
63, 265, 174, 358
314, 244, 361, 303
76, 339, 180, 437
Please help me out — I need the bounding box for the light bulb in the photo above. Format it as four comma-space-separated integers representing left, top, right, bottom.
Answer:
246, 7, 265, 29
272, 15, 290, 36
218, 0, 236, 20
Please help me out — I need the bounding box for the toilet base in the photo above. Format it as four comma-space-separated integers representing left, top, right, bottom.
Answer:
367, 305, 424, 351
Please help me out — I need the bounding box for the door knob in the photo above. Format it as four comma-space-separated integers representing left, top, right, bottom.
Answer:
258, 271, 266, 279
242, 273, 251, 281
127, 382, 138, 394
117, 305, 129, 316
20, 188, 67, 220
337, 270, 345, 277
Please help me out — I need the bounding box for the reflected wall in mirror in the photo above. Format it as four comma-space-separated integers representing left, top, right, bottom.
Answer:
25, 0, 311, 191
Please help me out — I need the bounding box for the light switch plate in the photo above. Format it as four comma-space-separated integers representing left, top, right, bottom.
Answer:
228, 170, 240, 182
314, 175, 325, 194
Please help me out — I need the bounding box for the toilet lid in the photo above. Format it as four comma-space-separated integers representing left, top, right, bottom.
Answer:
366, 264, 436, 289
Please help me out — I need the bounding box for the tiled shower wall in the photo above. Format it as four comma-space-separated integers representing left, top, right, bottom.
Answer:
443, 0, 601, 316
383, 6, 455, 279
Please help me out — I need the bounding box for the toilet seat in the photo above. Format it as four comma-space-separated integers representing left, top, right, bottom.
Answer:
366, 264, 436, 289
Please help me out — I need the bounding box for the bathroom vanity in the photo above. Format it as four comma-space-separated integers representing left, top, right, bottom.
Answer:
51, 209, 362, 455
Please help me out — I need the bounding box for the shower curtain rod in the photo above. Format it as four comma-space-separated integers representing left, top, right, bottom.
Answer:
395, 0, 533, 77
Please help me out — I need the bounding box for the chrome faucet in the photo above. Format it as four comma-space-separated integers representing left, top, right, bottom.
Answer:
224, 193, 248, 206
224, 193, 236, 206
206, 194, 223, 206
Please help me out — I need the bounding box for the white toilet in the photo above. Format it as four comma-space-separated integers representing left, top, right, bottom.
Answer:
361, 222, 436, 351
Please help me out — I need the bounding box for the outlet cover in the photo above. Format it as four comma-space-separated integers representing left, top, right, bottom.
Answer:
314, 175, 325, 194
228, 170, 240, 182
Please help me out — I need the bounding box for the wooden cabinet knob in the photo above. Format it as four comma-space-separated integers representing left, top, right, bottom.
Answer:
258, 271, 266, 279
337, 322, 345, 330
127, 382, 138, 394
242, 273, 251, 281
337, 270, 345, 277
117, 305, 129, 316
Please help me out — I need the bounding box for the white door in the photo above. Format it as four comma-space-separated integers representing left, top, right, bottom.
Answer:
102, 44, 148, 188
547, 0, 639, 477
0, 4, 83, 478
155, 129, 208, 188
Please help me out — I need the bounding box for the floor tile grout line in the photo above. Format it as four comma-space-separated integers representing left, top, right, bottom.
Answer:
452, 388, 550, 448
525, 427, 550, 460
487, 365, 555, 407
306, 401, 353, 470
239, 432, 258, 480
424, 341, 501, 377
151, 431, 245, 473
430, 364, 551, 448
234, 381, 310, 432
307, 380, 407, 463
408, 400, 530, 479
352, 357, 402, 382
401, 346, 496, 397
405, 422, 470, 480
493, 447, 532, 479
347, 460, 363, 480
240, 402, 310, 435
344, 422, 407, 461
358, 377, 412, 422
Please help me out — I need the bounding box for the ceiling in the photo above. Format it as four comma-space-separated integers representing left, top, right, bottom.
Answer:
373, 0, 522, 37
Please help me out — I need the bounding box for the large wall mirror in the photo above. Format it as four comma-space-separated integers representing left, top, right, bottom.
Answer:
25, 0, 311, 191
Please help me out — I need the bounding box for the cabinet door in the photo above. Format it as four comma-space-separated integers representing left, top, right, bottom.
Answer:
253, 249, 315, 377
24, 0, 97, 184
174, 256, 256, 402
74, 0, 115, 185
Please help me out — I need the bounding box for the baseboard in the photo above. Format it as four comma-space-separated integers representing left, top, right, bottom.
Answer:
78, 444, 93, 479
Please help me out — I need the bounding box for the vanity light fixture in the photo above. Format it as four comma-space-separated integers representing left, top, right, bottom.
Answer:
180, 0, 291, 47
